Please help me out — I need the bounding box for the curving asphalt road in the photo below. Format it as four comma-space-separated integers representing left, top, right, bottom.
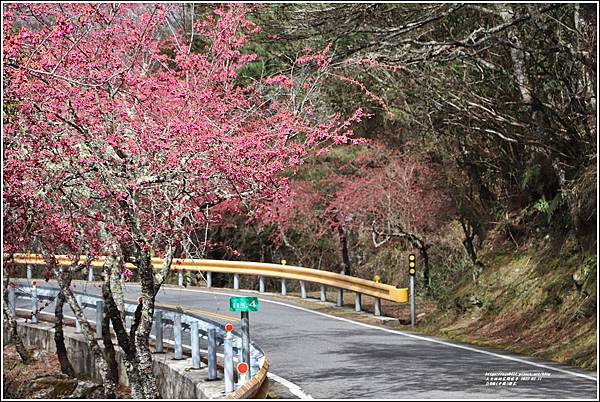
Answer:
14, 280, 598, 399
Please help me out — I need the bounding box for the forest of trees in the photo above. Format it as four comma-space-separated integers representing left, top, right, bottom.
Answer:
3, 2, 597, 397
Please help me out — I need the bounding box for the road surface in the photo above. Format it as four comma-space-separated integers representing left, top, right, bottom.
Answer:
14, 280, 598, 399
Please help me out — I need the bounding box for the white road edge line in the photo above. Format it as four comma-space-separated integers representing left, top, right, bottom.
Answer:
149, 285, 598, 383
267, 372, 314, 400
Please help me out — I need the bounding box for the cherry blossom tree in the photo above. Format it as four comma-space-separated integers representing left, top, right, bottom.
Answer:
3, 3, 363, 397
263, 144, 451, 288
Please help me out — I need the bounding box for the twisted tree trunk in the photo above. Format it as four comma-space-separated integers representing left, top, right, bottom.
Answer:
54, 277, 75, 376
59, 278, 116, 398
101, 256, 146, 398
2, 264, 30, 363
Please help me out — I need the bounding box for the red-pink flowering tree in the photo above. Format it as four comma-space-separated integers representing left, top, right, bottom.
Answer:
325, 148, 452, 289
3, 3, 364, 397
262, 144, 451, 288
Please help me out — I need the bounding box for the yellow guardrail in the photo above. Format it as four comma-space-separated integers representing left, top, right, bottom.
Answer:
5, 253, 409, 303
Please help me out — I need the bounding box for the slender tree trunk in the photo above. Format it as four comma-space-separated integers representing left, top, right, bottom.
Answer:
59, 279, 116, 398
134, 252, 160, 398
54, 277, 75, 376
102, 309, 119, 397
2, 266, 30, 363
497, 5, 532, 104
108, 255, 125, 322
101, 255, 145, 398
418, 245, 431, 291
338, 226, 351, 276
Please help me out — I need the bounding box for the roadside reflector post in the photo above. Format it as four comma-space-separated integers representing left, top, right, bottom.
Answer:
374, 298, 382, 317
236, 339, 244, 387
27, 264, 33, 281
355, 293, 362, 312
233, 273, 240, 290
336, 288, 343, 307
240, 312, 251, 382
191, 321, 201, 369
300, 281, 307, 299
8, 286, 15, 314
409, 254, 416, 327
31, 283, 38, 324
207, 328, 217, 380
320, 285, 326, 302
258, 276, 265, 293
223, 328, 234, 394
88, 266, 93, 283
174, 313, 183, 359
206, 272, 212, 288
74, 296, 82, 333
280, 259, 287, 295
229, 297, 258, 384
154, 310, 163, 353
178, 270, 184, 287
95, 300, 103, 338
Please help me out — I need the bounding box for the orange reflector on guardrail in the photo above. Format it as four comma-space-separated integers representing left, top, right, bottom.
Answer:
237, 362, 249, 375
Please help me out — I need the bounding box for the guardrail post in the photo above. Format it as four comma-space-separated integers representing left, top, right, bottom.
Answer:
281, 278, 287, 296
237, 339, 245, 387
320, 285, 326, 302
27, 264, 32, 281
191, 321, 201, 369
95, 300, 103, 338
259, 276, 265, 293
178, 270, 184, 287
374, 298, 382, 317
31, 286, 38, 324
224, 332, 234, 394
300, 281, 307, 299
88, 267, 94, 283
355, 293, 362, 312
174, 313, 183, 359
75, 296, 82, 333
207, 328, 217, 380
8, 287, 15, 314
154, 311, 163, 353
206, 272, 212, 288
241, 312, 251, 383
336, 288, 343, 307
233, 274, 240, 290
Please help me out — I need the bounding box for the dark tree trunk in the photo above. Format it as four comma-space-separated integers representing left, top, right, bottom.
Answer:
54, 281, 75, 377
134, 252, 160, 398
418, 244, 431, 291
59, 281, 117, 398
101, 256, 145, 398
2, 265, 30, 363
338, 226, 351, 276
102, 305, 119, 395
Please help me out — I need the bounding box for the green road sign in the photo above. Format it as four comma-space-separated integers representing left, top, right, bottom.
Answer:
229, 296, 259, 312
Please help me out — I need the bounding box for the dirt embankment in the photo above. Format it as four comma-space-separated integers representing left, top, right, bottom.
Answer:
3, 344, 131, 399
416, 234, 596, 370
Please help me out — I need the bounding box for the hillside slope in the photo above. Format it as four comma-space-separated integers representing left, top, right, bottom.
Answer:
418, 233, 597, 370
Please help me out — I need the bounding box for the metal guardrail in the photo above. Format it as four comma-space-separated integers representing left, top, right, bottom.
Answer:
7, 284, 266, 397
7, 254, 409, 312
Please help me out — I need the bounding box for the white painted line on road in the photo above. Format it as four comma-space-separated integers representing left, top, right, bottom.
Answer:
267, 372, 314, 399
153, 286, 598, 383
